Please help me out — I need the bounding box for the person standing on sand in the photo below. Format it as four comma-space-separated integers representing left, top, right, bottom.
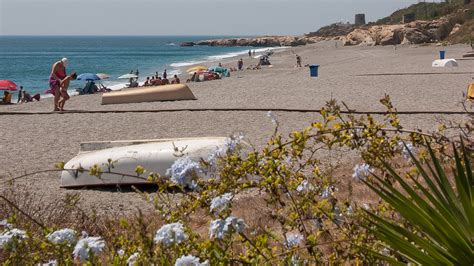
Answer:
248, 50, 251, 58
163, 69, 167, 79
49, 58, 70, 111
17, 86, 23, 103
238, 58, 244, 71
296, 55, 302, 67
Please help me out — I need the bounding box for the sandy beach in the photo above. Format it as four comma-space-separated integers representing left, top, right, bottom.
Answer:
0, 41, 472, 215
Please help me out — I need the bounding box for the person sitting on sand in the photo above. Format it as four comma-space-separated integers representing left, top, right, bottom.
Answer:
144, 77, 150, 86
171, 75, 180, 84
1, 91, 12, 104
57, 72, 77, 111
20, 90, 41, 103
162, 78, 170, 85
151, 77, 162, 86
98, 83, 111, 93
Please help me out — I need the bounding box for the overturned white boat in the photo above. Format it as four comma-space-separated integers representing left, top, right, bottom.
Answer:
60, 137, 229, 188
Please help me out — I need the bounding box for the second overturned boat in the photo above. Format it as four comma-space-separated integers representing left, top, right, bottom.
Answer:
60, 137, 228, 188
101, 84, 196, 105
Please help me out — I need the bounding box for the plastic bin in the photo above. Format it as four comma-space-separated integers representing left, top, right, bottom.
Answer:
309, 65, 319, 77
439, 51, 446, 60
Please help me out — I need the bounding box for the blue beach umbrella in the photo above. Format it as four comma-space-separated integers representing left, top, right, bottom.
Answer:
77, 73, 101, 81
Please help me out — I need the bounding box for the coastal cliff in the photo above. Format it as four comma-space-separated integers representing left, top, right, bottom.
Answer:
194, 36, 321, 47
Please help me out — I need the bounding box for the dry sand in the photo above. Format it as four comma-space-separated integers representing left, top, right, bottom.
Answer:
0, 42, 472, 215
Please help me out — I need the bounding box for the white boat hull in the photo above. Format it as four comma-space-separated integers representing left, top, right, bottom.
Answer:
61, 137, 228, 188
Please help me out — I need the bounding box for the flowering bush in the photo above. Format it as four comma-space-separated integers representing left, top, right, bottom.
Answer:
0, 95, 471, 264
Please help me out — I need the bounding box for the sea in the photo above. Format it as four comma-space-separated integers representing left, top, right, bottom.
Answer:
0, 36, 275, 99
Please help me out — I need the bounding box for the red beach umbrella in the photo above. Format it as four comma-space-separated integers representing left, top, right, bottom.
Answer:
0, 80, 17, 91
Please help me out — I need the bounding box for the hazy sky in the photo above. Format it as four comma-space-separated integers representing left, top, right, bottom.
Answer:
0, 0, 419, 36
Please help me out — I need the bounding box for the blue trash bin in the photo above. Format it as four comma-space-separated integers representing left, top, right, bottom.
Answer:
309, 64, 319, 77
439, 51, 446, 60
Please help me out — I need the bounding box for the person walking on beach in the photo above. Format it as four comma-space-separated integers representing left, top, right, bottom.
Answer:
49, 58, 70, 111
163, 69, 167, 79
248, 50, 252, 58
296, 55, 302, 67
238, 58, 244, 71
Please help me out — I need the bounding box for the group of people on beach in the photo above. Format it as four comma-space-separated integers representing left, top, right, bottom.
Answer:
143, 70, 180, 87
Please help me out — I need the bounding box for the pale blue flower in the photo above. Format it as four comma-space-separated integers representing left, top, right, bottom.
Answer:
296, 180, 314, 193
174, 255, 209, 266
352, 163, 373, 182
285, 233, 304, 248
47, 229, 77, 245
72, 236, 105, 261
210, 193, 233, 214
166, 157, 200, 189
398, 141, 416, 161
0, 228, 27, 248
154, 222, 188, 247
127, 252, 140, 265
209, 216, 246, 240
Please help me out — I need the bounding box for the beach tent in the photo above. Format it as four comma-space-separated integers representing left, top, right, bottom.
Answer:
432, 59, 458, 67
102, 84, 196, 105
208, 66, 230, 77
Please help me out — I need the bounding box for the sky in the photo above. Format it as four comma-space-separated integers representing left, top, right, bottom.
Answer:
0, 0, 420, 36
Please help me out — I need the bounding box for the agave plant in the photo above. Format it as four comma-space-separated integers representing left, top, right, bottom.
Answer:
362, 139, 473, 265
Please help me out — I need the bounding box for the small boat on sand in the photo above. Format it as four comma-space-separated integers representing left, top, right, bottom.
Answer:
101, 84, 196, 105
60, 137, 228, 188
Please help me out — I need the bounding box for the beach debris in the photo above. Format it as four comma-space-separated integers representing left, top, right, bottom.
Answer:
154, 222, 188, 247
47, 228, 77, 245
209, 217, 246, 240
432, 59, 458, 67
174, 255, 209, 266
72, 236, 105, 261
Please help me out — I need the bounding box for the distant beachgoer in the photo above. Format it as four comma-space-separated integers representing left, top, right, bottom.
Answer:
135, 69, 139, 76
17, 86, 23, 103
155, 72, 159, 79
171, 75, 180, 84
2, 91, 12, 104
57, 72, 76, 111
49, 58, 69, 111
248, 50, 251, 57
20, 91, 41, 103
253, 50, 256, 56
296, 55, 302, 67
144, 77, 150, 86
238, 58, 244, 71
163, 69, 167, 79
218, 62, 222, 67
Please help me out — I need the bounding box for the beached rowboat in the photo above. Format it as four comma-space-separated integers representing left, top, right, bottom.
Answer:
101, 84, 196, 105
60, 137, 228, 188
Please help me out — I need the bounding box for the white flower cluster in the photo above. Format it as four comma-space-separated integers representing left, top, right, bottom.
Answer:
209, 216, 246, 240
174, 255, 209, 266
352, 163, 373, 182
398, 141, 416, 161
0, 219, 12, 229
47, 228, 77, 245
285, 233, 304, 248
166, 157, 201, 189
321, 185, 338, 199
41, 260, 58, 266
210, 193, 233, 215
223, 133, 245, 154
127, 252, 140, 265
296, 180, 315, 193
0, 228, 27, 248
267, 111, 278, 125
72, 236, 106, 261
332, 207, 344, 225
154, 222, 188, 247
